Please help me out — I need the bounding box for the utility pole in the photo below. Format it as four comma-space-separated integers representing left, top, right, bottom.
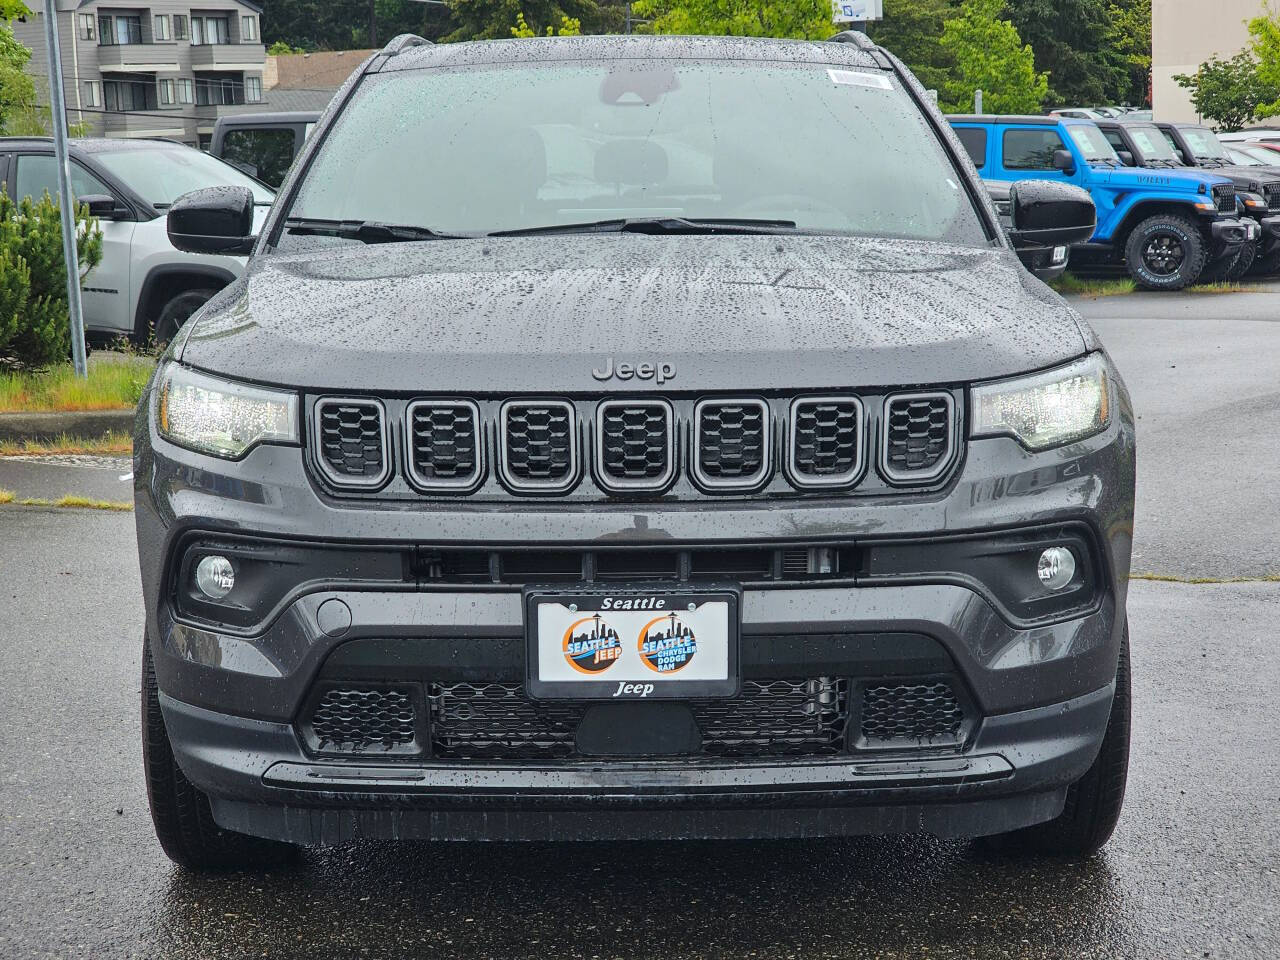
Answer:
975, 89, 983, 114
370, 0, 378, 47
40, 0, 88, 378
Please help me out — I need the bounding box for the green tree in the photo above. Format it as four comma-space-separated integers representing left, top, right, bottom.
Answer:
868, 0, 961, 94
632, 0, 832, 40
1005, 0, 1127, 107
1174, 53, 1277, 131
1250, 2, 1280, 119
445, 0, 606, 41
511, 10, 582, 35
1, 11, 39, 136
1107, 0, 1151, 106
939, 0, 1047, 114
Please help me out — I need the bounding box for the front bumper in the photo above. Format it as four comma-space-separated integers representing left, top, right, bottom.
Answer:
1256, 214, 1280, 255
1210, 216, 1254, 257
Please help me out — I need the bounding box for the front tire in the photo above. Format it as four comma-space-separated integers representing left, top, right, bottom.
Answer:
1123, 215, 1207, 290
976, 626, 1131, 858
153, 288, 216, 347
1227, 240, 1258, 281
142, 637, 299, 871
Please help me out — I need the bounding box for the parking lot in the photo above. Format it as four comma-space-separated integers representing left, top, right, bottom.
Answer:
1, 286, 1278, 960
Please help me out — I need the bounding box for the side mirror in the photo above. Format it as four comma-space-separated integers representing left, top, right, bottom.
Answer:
1051, 149, 1076, 175
1117, 150, 1135, 167
167, 186, 256, 256
1008, 180, 1096, 249
78, 194, 127, 220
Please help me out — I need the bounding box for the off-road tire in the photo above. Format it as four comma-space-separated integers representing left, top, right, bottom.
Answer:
1249, 247, 1280, 276
976, 626, 1131, 858
1196, 249, 1241, 284
1227, 240, 1258, 281
142, 637, 299, 871
1123, 215, 1207, 290
154, 288, 216, 347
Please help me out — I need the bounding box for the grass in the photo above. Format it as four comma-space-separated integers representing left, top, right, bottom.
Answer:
1130, 572, 1280, 585
1048, 275, 1136, 298
0, 352, 154, 413
0, 489, 12, 504
0, 492, 132, 511
0, 431, 132, 457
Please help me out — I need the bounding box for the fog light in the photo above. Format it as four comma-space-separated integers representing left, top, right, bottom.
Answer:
1036, 547, 1076, 591
1051, 245, 1068, 265
195, 555, 235, 599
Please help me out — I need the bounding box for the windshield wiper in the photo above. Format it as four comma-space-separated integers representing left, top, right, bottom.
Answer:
491, 217, 798, 238
283, 217, 475, 243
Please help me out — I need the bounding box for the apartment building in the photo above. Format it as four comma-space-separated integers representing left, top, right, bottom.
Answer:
1152, 0, 1273, 123
11, 0, 267, 147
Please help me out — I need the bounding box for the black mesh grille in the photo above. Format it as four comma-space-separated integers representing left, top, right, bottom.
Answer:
1213, 183, 1236, 214
307, 686, 418, 754
427, 679, 850, 761
791, 398, 862, 483
597, 402, 672, 487
884, 395, 953, 479
857, 681, 966, 748
502, 402, 575, 488
408, 402, 480, 487
1265, 183, 1280, 213
696, 400, 767, 485
316, 400, 386, 483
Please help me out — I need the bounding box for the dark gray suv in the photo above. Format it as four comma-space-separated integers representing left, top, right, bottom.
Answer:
136, 32, 1135, 870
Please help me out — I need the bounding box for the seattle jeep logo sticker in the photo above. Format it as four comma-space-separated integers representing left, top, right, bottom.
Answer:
638, 612, 698, 674
563, 613, 623, 673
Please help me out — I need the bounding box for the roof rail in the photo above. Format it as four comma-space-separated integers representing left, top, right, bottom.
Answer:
382, 34, 431, 56
827, 30, 875, 49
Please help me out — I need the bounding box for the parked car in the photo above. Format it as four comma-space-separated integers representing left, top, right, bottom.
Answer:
210, 112, 321, 189
1050, 108, 1105, 120
1154, 121, 1280, 274
1217, 128, 1280, 145
136, 31, 1133, 870
1245, 140, 1280, 157
0, 137, 274, 343
949, 114, 1248, 289
982, 177, 1083, 280
1228, 143, 1280, 166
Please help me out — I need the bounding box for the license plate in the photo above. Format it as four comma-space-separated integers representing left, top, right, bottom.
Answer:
525, 588, 740, 700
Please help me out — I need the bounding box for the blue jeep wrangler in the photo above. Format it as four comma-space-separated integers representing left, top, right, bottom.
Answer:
949, 114, 1252, 289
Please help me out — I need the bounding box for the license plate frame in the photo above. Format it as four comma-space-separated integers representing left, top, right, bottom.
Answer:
524, 585, 740, 701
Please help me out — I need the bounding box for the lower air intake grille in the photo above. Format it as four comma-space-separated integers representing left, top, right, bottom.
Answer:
856, 680, 967, 748
882, 393, 954, 483
500, 401, 577, 492
429, 683, 581, 760
315, 399, 388, 487
789, 397, 863, 487
694, 399, 769, 489
305, 686, 419, 754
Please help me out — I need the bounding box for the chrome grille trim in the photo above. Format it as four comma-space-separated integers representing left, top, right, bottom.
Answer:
497, 399, 580, 494
879, 391, 958, 485
786, 395, 865, 489
312, 397, 391, 490
404, 399, 484, 493
691, 397, 772, 492
593, 398, 677, 493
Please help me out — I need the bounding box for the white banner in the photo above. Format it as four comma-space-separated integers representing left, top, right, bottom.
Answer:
832, 0, 884, 23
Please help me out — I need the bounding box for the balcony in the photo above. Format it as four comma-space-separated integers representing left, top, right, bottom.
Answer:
100, 110, 188, 136
189, 42, 266, 71
96, 43, 181, 73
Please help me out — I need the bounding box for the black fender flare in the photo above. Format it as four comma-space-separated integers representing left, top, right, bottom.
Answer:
134, 264, 237, 340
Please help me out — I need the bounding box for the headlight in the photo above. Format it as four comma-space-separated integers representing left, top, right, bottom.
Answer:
156, 362, 299, 459
971, 354, 1110, 451
1240, 191, 1267, 211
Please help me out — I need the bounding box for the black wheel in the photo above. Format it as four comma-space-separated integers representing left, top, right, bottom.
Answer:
142, 637, 299, 871
1196, 249, 1241, 284
1123, 215, 1207, 290
1227, 240, 1258, 281
1249, 247, 1280, 276
153, 288, 216, 347
976, 626, 1131, 858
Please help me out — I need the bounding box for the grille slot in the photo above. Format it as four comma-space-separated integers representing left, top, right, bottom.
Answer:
405, 400, 483, 491
429, 683, 581, 760
855, 680, 967, 749
788, 396, 864, 488
1265, 183, 1280, 213
693, 398, 770, 490
595, 399, 675, 492
881, 392, 956, 483
1213, 183, 1237, 214
499, 400, 578, 493
305, 685, 420, 755
314, 398, 389, 488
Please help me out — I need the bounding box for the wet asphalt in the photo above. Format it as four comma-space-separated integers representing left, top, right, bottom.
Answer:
1, 288, 1278, 959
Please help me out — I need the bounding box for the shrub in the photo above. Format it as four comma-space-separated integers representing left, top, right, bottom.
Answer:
0, 188, 102, 368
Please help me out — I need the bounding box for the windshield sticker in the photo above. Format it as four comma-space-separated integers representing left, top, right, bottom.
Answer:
1131, 130, 1160, 155
1068, 127, 1103, 157
827, 69, 892, 90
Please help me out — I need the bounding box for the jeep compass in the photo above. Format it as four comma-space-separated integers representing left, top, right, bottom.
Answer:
136, 33, 1135, 869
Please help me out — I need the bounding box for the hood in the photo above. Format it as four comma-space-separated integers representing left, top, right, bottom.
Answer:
1092, 164, 1227, 193
180, 235, 1087, 393
1194, 164, 1280, 193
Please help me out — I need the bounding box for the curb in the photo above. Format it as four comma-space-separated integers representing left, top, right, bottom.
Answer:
0, 409, 134, 443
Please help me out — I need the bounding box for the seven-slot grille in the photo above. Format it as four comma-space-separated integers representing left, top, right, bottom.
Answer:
693, 398, 770, 490
1264, 183, 1280, 212
499, 400, 578, 492
406, 400, 483, 491
314, 398, 389, 487
788, 396, 864, 488
595, 400, 675, 491
1213, 183, 1237, 214
881, 393, 956, 483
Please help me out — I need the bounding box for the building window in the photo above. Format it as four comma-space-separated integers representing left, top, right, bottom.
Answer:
103, 78, 153, 112
158, 79, 175, 106
154, 15, 170, 41
244, 76, 262, 102
79, 14, 95, 41
241, 16, 257, 41
98, 14, 143, 45
195, 78, 242, 106
83, 81, 101, 108
191, 16, 229, 45
176, 78, 194, 104
173, 15, 188, 40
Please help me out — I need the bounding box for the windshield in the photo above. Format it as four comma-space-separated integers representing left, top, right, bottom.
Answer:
1238, 145, 1279, 165
1066, 124, 1120, 163
279, 59, 987, 247
94, 146, 275, 207
1227, 147, 1265, 166
1126, 125, 1180, 163
1180, 127, 1227, 160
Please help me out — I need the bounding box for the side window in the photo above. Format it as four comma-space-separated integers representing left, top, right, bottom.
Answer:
1102, 130, 1125, 152
954, 127, 987, 168
1002, 129, 1069, 171
14, 155, 111, 204
220, 128, 297, 188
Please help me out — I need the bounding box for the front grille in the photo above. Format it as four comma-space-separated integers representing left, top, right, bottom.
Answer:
1213, 183, 1237, 214
429, 683, 581, 760
881, 393, 955, 483
693, 398, 770, 490
305, 686, 419, 754
1265, 183, 1280, 212
788, 396, 864, 488
406, 400, 482, 491
595, 400, 675, 491
499, 401, 578, 492
855, 680, 967, 748
314, 399, 388, 487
